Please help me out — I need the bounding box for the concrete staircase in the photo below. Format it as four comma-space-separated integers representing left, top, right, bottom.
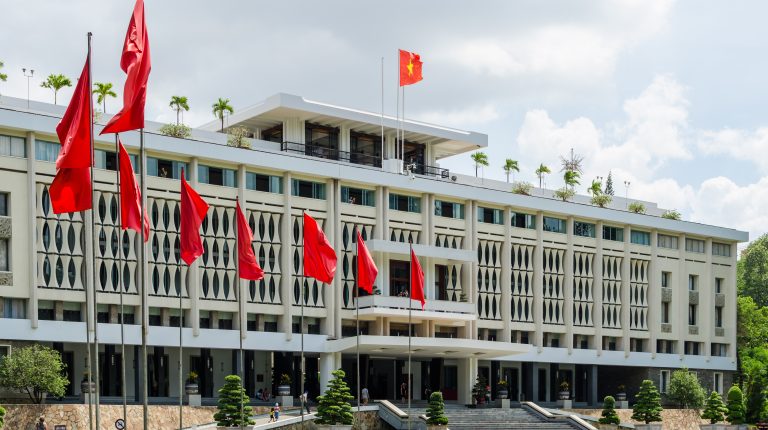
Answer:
391, 403, 580, 429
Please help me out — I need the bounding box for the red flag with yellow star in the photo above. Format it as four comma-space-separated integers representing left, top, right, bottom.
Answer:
399, 49, 423, 86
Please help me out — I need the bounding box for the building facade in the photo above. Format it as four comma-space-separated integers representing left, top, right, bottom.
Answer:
0, 93, 746, 406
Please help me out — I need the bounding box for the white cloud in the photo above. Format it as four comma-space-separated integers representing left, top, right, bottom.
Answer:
418, 104, 500, 128
698, 127, 768, 173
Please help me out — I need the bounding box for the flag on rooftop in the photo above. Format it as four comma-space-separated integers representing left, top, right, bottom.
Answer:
399, 49, 423, 86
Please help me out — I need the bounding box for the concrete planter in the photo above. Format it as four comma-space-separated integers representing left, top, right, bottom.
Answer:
597, 425, 618, 430
497, 389, 508, 399
81, 381, 96, 394
700, 425, 749, 430
316, 425, 353, 430
426, 426, 450, 430
635, 424, 662, 430
185, 382, 199, 394
277, 384, 291, 396
558, 391, 570, 400
216, 427, 254, 430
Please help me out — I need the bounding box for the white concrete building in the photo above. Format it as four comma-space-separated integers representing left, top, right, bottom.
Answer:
0, 93, 746, 406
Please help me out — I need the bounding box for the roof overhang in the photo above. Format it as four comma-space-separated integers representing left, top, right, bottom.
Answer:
365, 239, 476, 262
326, 335, 532, 359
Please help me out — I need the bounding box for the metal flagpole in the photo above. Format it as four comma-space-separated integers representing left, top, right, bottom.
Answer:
380, 56, 384, 163
140, 128, 149, 430
115, 133, 128, 427
178, 239, 184, 430
235, 205, 245, 430
401, 87, 406, 165
300, 210, 305, 426
395, 51, 400, 161
83, 32, 95, 430
407, 243, 412, 430
355, 237, 361, 419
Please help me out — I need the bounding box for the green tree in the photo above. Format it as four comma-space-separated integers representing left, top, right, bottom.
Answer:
0, 344, 69, 403
470, 152, 489, 178
701, 391, 728, 424
554, 187, 575, 202
170, 95, 190, 125
502, 159, 519, 183
667, 368, 706, 409
93, 82, 116, 113
737, 296, 768, 421
159, 123, 191, 139
591, 194, 612, 208
628, 202, 646, 214
511, 181, 533, 196
563, 170, 580, 190
472, 374, 489, 403
726, 385, 746, 424
661, 209, 681, 220
315, 369, 354, 425
604, 171, 615, 195
535, 163, 551, 188
40, 73, 72, 105
213, 375, 254, 427
426, 391, 449, 425
738, 234, 768, 307
0, 404, 5, 429
598, 395, 621, 425
587, 179, 602, 197
631, 380, 662, 424
212, 97, 234, 132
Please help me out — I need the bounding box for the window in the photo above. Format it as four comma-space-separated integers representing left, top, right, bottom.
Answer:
713, 372, 723, 395
542, 216, 566, 233
715, 306, 723, 328
661, 302, 670, 324
38, 301, 54, 321
658, 234, 678, 249
685, 341, 701, 355
0, 134, 26, 157
712, 242, 731, 257
199, 311, 211, 329
349, 132, 382, 167
292, 179, 326, 199
688, 274, 698, 291
574, 221, 595, 238
604, 337, 617, 351
689, 304, 697, 325
630, 338, 645, 352
603, 226, 624, 241
341, 186, 375, 206
685, 238, 705, 253
198, 165, 236, 187
631, 230, 651, 246
62, 302, 81, 322
148, 308, 162, 326
477, 207, 503, 224
0, 345, 9, 362
657, 339, 675, 354
2, 298, 25, 319
660, 370, 670, 393
434, 200, 464, 219
0, 193, 6, 216
305, 123, 339, 159
35, 139, 61, 162
245, 172, 282, 193
389, 260, 410, 297
711, 344, 728, 357
715, 278, 723, 294
147, 157, 188, 179
0, 239, 7, 271
661, 272, 671, 289
94, 149, 117, 170
510, 211, 535, 229
261, 124, 283, 143
389, 194, 421, 213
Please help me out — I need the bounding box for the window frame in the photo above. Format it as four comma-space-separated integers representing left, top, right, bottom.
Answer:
630, 230, 651, 246
658, 234, 679, 249
602, 225, 624, 242
291, 179, 326, 200
434, 200, 465, 219
573, 221, 596, 238
542, 216, 566, 234
389, 193, 421, 213
477, 206, 503, 225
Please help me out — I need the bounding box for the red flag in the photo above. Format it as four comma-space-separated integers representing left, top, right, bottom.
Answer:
56, 58, 92, 169
179, 170, 209, 265
236, 202, 264, 281
356, 230, 377, 294
101, 0, 151, 135
399, 49, 423, 86
118, 141, 149, 241
410, 248, 425, 309
49, 168, 92, 214
303, 213, 336, 283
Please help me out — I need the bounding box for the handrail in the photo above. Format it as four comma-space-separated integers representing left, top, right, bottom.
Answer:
405, 162, 450, 178
379, 399, 408, 418
522, 401, 597, 430
281, 140, 382, 167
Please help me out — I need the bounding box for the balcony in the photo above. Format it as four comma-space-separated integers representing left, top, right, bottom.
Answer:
365, 239, 475, 262
354, 295, 476, 322
281, 141, 381, 168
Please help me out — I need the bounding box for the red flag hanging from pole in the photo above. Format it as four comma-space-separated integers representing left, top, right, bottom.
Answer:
356, 230, 377, 294
399, 49, 423, 86
101, 0, 151, 135
117, 140, 149, 241
410, 247, 425, 310
303, 212, 337, 284
50, 56, 92, 214
236, 202, 264, 281
179, 170, 209, 265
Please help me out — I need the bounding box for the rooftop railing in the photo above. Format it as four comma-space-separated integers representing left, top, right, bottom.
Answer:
281, 141, 382, 167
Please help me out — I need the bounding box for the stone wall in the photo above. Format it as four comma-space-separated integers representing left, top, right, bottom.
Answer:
571, 408, 708, 430
274, 411, 383, 430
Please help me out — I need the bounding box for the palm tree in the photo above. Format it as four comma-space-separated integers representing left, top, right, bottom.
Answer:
502, 159, 519, 183
0, 60, 7, 82
40, 74, 72, 105
212, 97, 234, 132
535, 163, 551, 188
564, 170, 580, 190
93, 82, 117, 113
170, 96, 190, 125
588, 179, 602, 197
470, 151, 489, 177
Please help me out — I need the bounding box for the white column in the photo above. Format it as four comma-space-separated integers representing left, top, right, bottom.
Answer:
534, 212, 544, 350
703, 238, 713, 359
501, 207, 512, 342
621, 226, 631, 355
649, 230, 659, 358
327, 179, 340, 338
457, 357, 477, 405
190, 158, 201, 335
26, 132, 38, 327
564, 216, 574, 352
319, 352, 341, 393
676, 234, 686, 357
279, 173, 293, 337
594, 221, 604, 354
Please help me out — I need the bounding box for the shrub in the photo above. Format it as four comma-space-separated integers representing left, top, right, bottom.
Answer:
599, 395, 621, 425
590, 194, 612, 208
227, 126, 252, 149
667, 368, 706, 409
701, 391, 728, 424
316, 369, 354, 425
472, 374, 489, 403
159, 123, 191, 139
726, 385, 746, 424
631, 380, 662, 424
279, 373, 292, 386
0, 344, 69, 403
661, 209, 681, 220
213, 375, 254, 427
511, 181, 533, 196
0, 405, 5, 429
628, 202, 646, 214
554, 187, 575, 201
426, 391, 448, 425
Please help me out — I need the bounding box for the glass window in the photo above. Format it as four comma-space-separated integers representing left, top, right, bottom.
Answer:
305, 123, 339, 159
2, 298, 25, 319
94, 149, 117, 171
685, 238, 705, 253
389, 194, 421, 213
658, 234, 678, 249
661, 272, 671, 289
711, 344, 727, 357
689, 304, 697, 325
712, 242, 731, 257
349, 132, 382, 167
715, 306, 723, 328
198, 165, 236, 187
713, 372, 723, 394
542, 216, 566, 233
688, 274, 698, 291
510, 212, 535, 229
602, 226, 624, 241
147, 157, 187, 179
341, 186, 375, 207
292, 179, 326, 199
715, 277, 723, 294
245, 172, 282, 193
35, 139, 61, 162
0, 193, 7, 216
661, 302, 670, 324
574, 221, 595, 238
434, 200, 464, 219
477, 207, 503, 224
0, 135, 26, 158
660, 370, 670, 393
261, 124, 283, 143
631, 230, 650, 246
685, 341, 701, 355
0, 238, 7, 271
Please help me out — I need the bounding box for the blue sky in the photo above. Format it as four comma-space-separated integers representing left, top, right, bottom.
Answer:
1, 0, 766, 242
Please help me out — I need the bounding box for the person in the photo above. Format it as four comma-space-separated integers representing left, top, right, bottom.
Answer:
256, 388, 263, 400
36, 417, 48, 430
274, 402, 281, 420
485, 384, 491, 404
301, 389, 311, 414
400, 381, 408, 402
268, 407, 275, 423
424, 386, 432, 400
361, 387, 369, 405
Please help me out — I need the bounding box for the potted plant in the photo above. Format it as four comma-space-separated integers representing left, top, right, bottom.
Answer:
425, 391, 449, 429
631, 380, 663, 430
213, 375, 254, 429
185, 371, 199, 395
81, 370, 95, 395
277, 373, 291, 396
700, 390, 728, 429
471, 374, 489, 406
315, 369, 354, 430
558, 381, 570, 400
615, 385, 627, 402
497, 379, 509, 400
598, 395, 621, 429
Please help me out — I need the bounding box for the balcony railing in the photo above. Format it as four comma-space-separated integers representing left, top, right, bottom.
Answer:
281, 141, 381, 167
405, 162, 450, 179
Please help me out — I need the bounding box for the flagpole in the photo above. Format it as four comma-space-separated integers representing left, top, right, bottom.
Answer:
395, 50, 400, 161
355, 237, 361, 420
407, 243, 412, 430
115, 133, 128, 426
300, 210, 306, 427
380, 56, 384, 164
84, 31, 95, 430
401, 86, 406, 166
140, 127, 149, 430
178, 234, 184, 430
235, 205, 245, 430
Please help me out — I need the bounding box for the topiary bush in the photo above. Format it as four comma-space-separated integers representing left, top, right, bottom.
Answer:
213, 375, 254, 427
0, 405, 5, 429
631, 380, 662, 424
316, 369, 354, 425
554, 187, 575, 202
426, 391, 448, 426
726, 385, 746, 424
701, 390, 728, 424
599, 395, 620, 425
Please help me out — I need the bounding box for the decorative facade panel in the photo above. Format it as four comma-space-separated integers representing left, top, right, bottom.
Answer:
341, 222, 374, 309
291, 215, 326, 308
477, 239, 502, 320
629, 258, 649, 330
602, 255, 622, 329
542, 247, 565, 325
573, 251, 594, 327
510, 243, 534, 323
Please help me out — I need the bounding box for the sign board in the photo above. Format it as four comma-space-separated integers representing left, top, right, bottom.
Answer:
115, 418, 126, 430
54, 426, 67, 430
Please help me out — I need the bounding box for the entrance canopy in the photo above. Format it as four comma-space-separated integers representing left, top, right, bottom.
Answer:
326, 335, 532, 359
